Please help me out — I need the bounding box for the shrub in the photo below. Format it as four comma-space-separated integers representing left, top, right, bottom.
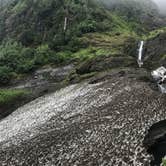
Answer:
16, 60, 35, 73
0, 40, 36, 74
51, 33, 66, 50
50, 51, 73, 64
17, 47, 36, 73
78, 20, 97, 33
18, 30, 35, 46
0, 66, 12, 85
162, 158, 166, 166
34, 44, 52, 65
0, 40, 22, 70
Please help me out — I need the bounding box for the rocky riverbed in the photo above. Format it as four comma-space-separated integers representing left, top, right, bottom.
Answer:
0, 68, 166, 165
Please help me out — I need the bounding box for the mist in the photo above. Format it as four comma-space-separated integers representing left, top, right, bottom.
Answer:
153, 0, 166, 14
100, 0, 166, 15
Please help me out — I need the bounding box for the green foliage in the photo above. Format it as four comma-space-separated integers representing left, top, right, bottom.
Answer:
0, 40, 36, 75
18, 30, 35, 46
162, 158, 166, 166
34, 44, 52, 65
71, 46, 120, 61
143, 27, 166, 40
0, 89, 29, 105
0, 40, 22, 70
0, 40, 35, 84
0, 39, 79, 85
78, 20, 98, 33
0, 0, 147, 48
0, 66, 12, 85
0, 0, 159, 86
53, 51, 73, 63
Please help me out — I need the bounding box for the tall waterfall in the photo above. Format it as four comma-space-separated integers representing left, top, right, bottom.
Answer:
137, 41, 144, 68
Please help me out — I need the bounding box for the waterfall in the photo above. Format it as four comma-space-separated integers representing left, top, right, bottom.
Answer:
137, 41, 144, 68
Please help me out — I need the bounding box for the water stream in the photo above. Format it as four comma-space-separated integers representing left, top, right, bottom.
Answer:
137, 41, 144, 67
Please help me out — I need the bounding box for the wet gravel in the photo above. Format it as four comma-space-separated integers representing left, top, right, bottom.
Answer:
0, 71, 166, 166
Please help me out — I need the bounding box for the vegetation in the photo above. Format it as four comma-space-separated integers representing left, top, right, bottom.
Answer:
162, 158, 166, 166
0, 89, 29, 106
0, 0, 163, 85
143, 26, 166, 40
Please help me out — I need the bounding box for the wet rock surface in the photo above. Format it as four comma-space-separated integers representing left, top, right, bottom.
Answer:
144, 120, 166, 166
144, 32, 166, 69
13, 64, 74, 90
0, 69, 166, 165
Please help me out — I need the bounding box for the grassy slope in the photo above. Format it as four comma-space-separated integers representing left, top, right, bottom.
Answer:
0, 0, 164, 85
0, 89, 29, 105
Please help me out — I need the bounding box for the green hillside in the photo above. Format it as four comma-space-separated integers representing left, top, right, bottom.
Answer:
0, 0, 164, 85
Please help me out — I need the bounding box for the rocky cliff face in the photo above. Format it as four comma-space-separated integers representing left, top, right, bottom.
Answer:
144, 32, 166, 69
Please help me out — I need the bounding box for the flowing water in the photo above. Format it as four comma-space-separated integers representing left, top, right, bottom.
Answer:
137, 41, 144, 67
158, 84, 166, 93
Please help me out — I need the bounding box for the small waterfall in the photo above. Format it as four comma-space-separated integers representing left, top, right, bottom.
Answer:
137, 41, 144, 68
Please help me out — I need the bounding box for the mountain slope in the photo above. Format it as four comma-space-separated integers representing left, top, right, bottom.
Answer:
101, 0, 165, 30
0, 0, 163, 46
0, 0, 165, 86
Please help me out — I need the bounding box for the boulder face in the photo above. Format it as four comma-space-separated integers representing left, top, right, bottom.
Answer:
144, 120, 166, 166
0, 68, 166, 165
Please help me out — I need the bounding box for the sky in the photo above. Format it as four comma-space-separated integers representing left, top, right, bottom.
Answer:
153, 0, 166, 14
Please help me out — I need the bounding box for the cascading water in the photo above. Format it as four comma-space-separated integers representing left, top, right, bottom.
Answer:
151, 66, 166, 94
158, 84, 166, 93
137, 41, 144, 68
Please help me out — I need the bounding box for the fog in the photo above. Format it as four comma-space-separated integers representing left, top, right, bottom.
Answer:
100, 0, 166, 15
153, 0, 166, 14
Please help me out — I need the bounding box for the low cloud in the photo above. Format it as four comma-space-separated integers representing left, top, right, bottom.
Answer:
153, 0, 166, 14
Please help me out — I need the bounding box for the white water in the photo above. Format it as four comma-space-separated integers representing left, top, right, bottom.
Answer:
137, 41, 144, 67
158, 84, 166, 93
151, 67, 166, 93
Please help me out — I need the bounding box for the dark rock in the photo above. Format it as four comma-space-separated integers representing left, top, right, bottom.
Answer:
144, 119, 166, 166
144, 32, 166, 69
